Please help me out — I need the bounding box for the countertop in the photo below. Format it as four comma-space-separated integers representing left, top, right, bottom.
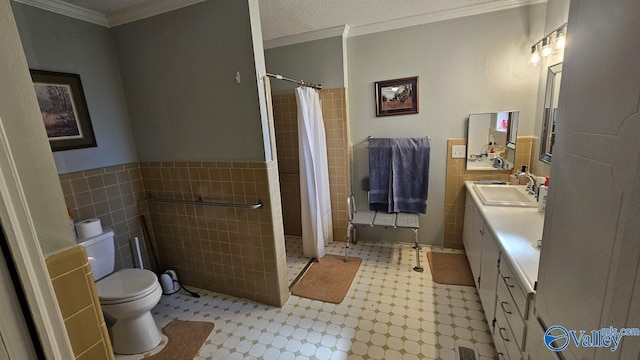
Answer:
464, 181, 544, 294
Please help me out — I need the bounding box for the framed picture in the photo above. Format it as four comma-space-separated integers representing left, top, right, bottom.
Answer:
374, 76, 419, 117
30, 70, 97, 151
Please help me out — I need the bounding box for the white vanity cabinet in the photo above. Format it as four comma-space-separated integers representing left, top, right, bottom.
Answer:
462, 194, 500, 332
463, 184, 540, 360
462, 195, 482, 288
478, 228, 499, 332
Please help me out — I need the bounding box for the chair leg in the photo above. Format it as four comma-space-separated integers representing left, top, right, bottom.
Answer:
353, 227, 358, 245
344, 223, 353, 262
412, 228, 424, 272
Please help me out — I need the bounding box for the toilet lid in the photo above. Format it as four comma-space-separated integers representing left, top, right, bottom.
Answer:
96, 268, 159, 303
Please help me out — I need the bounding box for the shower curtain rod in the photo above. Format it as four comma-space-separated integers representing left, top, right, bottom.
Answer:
266, 72, 323, 90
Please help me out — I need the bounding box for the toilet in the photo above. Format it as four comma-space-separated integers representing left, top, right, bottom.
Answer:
78, 228, 162, 355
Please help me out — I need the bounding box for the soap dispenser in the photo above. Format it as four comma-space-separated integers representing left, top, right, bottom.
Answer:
538, 176, 549, 213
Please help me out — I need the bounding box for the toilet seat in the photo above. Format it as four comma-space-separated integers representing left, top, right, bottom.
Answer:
96, 268, 160, 305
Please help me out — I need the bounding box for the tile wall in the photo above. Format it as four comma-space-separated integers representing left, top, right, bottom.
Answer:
59, 163, 151, 270
46, 246, 114, 360
271, 88, 351, 242
140, 161, 288, 306
444, 136, 536, 248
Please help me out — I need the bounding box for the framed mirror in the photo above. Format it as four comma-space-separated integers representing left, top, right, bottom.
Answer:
466, 111, 519, 171
539, 63, 563, 164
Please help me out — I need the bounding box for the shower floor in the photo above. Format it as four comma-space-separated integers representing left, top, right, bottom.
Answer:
285, 235, 311, 287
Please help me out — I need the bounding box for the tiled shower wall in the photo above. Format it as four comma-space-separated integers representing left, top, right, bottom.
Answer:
140, 161, 287, 306
272, 88, 351, 242
444, 136, 536, 248
59, 163, 151, 270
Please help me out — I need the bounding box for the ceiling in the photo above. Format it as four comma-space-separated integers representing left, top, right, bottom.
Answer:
26, 0, 542, 41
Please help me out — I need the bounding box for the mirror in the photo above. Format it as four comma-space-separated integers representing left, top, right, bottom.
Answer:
466, 111, 519, 171
539, 63, 562, 164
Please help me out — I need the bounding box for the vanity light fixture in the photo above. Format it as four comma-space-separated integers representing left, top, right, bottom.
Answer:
530, 44, 541, 66
529, 22, 568, 66
541, 37, 552, 57
555, 28, 566, 50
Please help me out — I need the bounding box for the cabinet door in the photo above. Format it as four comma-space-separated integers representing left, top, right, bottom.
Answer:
479, 228, 500, 331
462, 194, 482, 287
535, 1, 640, 360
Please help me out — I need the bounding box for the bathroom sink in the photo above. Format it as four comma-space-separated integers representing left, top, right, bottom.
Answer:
473, 184, 537, 207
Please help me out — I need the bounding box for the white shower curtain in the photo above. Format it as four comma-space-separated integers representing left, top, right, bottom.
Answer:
295, 87, 333, 259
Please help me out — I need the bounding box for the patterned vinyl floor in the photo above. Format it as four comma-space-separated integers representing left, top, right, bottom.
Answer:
115, 238, 496, 360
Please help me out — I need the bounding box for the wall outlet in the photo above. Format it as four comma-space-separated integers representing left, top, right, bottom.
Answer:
452, 145, 466, 158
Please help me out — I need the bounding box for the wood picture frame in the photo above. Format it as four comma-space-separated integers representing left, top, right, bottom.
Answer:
374, 76, 419, 117
30, 70, 97, 151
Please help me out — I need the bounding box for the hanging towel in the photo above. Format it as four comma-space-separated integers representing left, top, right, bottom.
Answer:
390, 138, 430, 213
368, 138, 392, 211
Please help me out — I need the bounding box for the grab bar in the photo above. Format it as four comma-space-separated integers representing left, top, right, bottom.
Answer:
145, 193, 263, 210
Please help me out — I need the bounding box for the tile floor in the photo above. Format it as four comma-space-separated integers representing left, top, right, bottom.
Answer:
116, 239, 496, 360
285, 235, 312, 287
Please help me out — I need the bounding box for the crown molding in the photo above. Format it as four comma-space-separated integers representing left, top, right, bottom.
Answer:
107, 0, 207, 27
11, 0, 108, 27
263, 25, 348, 50
348, 0, 547, 38
263, 0, 546, 48
11, 0, 209, 28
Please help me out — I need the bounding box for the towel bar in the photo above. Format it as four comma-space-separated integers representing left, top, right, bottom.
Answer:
146, 193, 263, 210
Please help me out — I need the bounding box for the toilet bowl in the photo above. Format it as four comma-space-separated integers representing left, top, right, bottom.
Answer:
78, 228, 163, 354
96, 268, 163, 354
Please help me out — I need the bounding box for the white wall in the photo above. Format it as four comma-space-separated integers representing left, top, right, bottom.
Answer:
265, 36, 345, 93
1, 1, 74, 255
12, 3, 138, 174
113, 0, 267, 162
348, 4, 546, 245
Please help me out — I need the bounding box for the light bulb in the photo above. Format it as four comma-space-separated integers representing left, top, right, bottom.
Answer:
530, 45, 540, 65
555, 30, 566, 50
541, 37, 552, 57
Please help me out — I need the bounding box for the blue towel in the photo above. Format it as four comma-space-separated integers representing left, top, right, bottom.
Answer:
390, 138, 430, 213
368, 138, 392, 211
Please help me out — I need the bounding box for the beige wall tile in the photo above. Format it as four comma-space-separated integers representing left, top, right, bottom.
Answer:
443, 137, 534, 248
64, 306, 104, 356
46, 246, 113, 360
60, 163, 151, 270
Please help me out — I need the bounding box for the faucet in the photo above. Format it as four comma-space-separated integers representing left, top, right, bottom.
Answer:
516, 170, 537, 195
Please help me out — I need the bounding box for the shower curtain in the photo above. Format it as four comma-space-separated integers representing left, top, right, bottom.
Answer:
295, 87, 333, 259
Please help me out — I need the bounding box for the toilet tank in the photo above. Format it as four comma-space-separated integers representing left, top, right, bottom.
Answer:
78, 228, 115, 281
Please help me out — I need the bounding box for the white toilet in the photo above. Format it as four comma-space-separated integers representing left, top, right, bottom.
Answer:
78, 228, 163, 355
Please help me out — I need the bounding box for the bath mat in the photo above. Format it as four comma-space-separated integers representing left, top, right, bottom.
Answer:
292, 254, 362, 304
427, 252, 475, 286
147, 320, 214, 360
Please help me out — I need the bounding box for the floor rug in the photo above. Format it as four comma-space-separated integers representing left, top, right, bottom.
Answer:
291, 254, 362, 304
426, 252, 475, 286
147, 319, 214, 360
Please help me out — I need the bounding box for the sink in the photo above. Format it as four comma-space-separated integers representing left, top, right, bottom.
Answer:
473, 184, 537, 207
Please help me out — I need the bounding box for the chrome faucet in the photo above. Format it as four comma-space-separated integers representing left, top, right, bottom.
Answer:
516, 171, 537, 195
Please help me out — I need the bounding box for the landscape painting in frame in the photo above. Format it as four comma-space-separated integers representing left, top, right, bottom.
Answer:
30, 70, 96, 151
375, 76, 419, 116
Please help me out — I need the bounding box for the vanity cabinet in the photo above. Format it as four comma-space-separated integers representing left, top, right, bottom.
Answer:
463, 186, 538, 360
478, 228, 499, 332
462, 194, 499, 332
462, 195, 482, 288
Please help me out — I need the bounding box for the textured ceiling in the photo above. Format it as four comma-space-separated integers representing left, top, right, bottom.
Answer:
57, 0, 527, 40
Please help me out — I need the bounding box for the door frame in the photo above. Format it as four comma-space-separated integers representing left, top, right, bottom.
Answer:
0, 117, 74, 359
